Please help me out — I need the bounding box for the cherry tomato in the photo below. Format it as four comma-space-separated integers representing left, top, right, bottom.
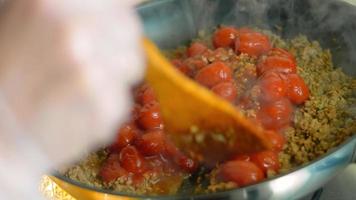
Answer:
257, 98, 293, 130
179, 156, 198, 173
257, 56, 296, 76
258, 71, 287, 102
137, 102, 163, 130
235, 31, 271, 57
268, 48, 296, 62
119, 145, 146, 173
213, 27, 238, 48
250, 151, 280, 174
99, 153, 128, 183
265, 130, 286, 152
136, 130, 166, 156
219, 160, 264, 187
211, 82, 238, 103
187, 42, 208, 57
111, 123, 139, 152
195, 61, 233, 88
286, 74, 309, 105
163, 140, 193, 170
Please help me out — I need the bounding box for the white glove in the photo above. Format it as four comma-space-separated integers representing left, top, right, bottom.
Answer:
0, 0, 144, 199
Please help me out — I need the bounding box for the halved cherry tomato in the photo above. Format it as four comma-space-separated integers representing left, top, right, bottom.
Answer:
110, 123, 139, 152
119, 145, 146, 173
137, 102, 163, 130
257, 98, 293, 130
195, 61, 233, 88
136, 130, 166, 156
219, 160, 264, 187
286, 74, 309, 105
258, 71, 287, 102
250, 151, 280, 174
265, 130, 286, 152
213, 27, 238, 48
99, 153, 128, 183
211, 82, 238, 103
257, 56, 296, 76
235, 31, 271, 57
187, 42, 208, 57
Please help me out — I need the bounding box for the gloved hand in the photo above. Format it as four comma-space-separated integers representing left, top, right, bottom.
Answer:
0, 0, 144, 199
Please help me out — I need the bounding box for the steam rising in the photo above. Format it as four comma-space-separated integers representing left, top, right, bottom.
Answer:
143, 0, 356, 75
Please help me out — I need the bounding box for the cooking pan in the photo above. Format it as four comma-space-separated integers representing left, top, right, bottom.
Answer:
51, 0, 356, 199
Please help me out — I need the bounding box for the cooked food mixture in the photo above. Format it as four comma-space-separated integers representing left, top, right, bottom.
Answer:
64, 26, 356, 195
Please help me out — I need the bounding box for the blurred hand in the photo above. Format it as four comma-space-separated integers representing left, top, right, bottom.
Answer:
0, 0, 144, 199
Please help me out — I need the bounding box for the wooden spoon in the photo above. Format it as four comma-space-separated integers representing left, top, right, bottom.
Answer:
143, 39, 272, 165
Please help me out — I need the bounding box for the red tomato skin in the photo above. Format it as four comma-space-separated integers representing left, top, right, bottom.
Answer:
179, 156, 198, 173
265, 130, 286, 152
258, 71, 287, 102
136, 86, 156, 105
163, 140, 196, 172
110, 123, 139, 152
99, 153, 128, 183
137, 102, 163, 131
135, 131, 166, 156
250, 151, 280, 174
195, 61, 233, 88
286, 74, 309, 105
187, 42, 208, 57
268, 48, 296, 62
257, 56, 297, 76
213, 27, 238, 48
235, 32, 271, 57
219, 160, 264, 187
257, 98, 293, 130
119, 145, 146, 173
211, 82, 238, 103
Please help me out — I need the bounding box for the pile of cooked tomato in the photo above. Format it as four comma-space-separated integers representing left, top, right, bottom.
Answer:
99, 26, 309, 189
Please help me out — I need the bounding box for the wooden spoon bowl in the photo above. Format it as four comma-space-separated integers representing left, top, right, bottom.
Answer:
143, 39, 272, 164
